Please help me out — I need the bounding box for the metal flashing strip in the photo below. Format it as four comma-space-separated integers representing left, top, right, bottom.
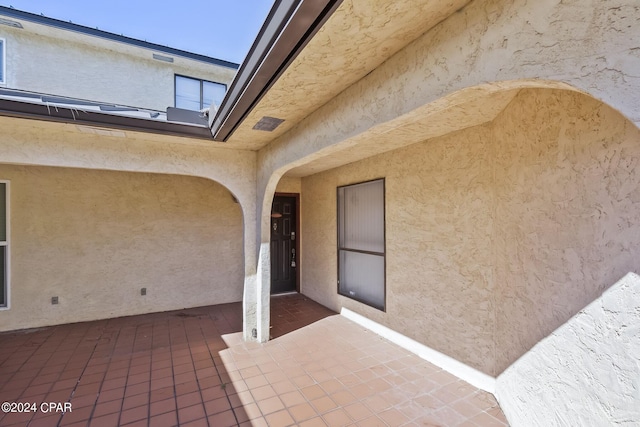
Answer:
0, 87, 166, 120
0, 6, 238, 70
210, 0, 344, 142
0, 98, 213, 140
166, 107, 209, 127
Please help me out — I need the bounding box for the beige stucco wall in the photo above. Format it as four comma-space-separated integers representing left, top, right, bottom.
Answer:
0, 21, 236, 110
301, 121, 496, 374
492, 88, 640, 373
496, 272, 640, 426
0, 165, 243, 332
253, 0, 640, 343
257, 0, 640, 188
275, 177, 301, 194
300, 88, 640, 376
0, 116, 259, 339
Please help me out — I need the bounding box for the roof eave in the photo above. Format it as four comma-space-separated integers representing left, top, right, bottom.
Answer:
0, 98, 214, 140
210, 0, 343, 142
0, 6, 239, 69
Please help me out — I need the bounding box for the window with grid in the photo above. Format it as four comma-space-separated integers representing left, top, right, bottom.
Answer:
337, 178, 385, 310
175, 75, 226, 111
0, 182, 8, 309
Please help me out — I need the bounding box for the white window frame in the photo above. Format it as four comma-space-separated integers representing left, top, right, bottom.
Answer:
0, 38, 6, 85
174, 74, 226, 111
0, 180, 10, 310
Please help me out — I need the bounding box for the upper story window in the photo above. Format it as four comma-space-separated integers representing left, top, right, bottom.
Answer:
175, 75, 226, 111
0, 38, 5, 84
337, 178, 386, 311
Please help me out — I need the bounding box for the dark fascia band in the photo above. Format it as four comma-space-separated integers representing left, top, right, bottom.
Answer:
0, 98, 213, 140
210, 0, 344, 142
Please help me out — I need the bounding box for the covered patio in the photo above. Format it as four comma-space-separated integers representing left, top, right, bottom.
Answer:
0, 294, 507, 426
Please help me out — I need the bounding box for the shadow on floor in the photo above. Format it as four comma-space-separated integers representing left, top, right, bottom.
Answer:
269, 293, 337, 339
0, 293, 507, 426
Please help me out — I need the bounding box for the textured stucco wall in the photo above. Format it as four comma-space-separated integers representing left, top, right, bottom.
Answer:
301, 120, 496, 374
258, 0, 640, 186
0, 22, 235, 110
0, 165, 244, 332
254, 0, 640, 343
300, 88, 640, 376
256, 0, 640, 224
0, 118, 258, 273
496, 272, 640, 426
492, 87, 640, 373
0, 117, 258, 338
275, 177, 301, 194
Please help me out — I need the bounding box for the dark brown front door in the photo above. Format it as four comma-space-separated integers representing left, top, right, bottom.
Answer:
270, 195, 297, 294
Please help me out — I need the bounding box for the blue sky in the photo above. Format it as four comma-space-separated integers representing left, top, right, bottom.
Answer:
0, 1, 274, 63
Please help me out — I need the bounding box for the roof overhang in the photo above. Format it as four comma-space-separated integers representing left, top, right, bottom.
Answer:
0, 98, 213, 140
210, 0, 343, 142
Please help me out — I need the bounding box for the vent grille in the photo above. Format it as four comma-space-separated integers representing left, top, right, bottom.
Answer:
253, 116, 284, 132
152, 53, 174, 63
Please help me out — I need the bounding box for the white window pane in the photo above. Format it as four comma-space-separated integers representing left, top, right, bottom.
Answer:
175, 76, 201, 110
339, 251, 384, 310
341, 180, 384, 253
338, 179, 385, 310
203, 81, 226, 109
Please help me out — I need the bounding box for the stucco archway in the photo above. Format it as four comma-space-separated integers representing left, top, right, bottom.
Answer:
253, 82, 640, 369
0, 116, 257, 333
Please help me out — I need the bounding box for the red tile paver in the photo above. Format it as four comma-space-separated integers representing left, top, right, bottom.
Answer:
0, 295, 509, 426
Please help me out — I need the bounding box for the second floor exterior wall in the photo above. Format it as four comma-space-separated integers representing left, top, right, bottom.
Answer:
0, 9, 237, 111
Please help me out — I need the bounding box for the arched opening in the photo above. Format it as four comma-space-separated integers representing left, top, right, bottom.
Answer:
0, 164, 244, 332
266, 84, 640, 378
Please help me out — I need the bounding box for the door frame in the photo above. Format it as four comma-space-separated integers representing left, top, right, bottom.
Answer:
272, 192, 300, 293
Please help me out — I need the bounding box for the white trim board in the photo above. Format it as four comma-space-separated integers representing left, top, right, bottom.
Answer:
340, 308, 496, 394
0, 38, 5, 85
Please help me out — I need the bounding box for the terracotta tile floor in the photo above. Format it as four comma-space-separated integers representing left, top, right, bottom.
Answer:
269, 294, 335, 339
0, 294, 508, 426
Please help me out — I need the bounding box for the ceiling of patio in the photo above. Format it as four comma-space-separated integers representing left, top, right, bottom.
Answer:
284, 88, 521, 177
226, 0, 473, 151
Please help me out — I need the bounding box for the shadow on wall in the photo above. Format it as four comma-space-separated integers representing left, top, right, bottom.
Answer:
496, 271, 640, 426
297, 87, 640, 378
491, 89, 640, 374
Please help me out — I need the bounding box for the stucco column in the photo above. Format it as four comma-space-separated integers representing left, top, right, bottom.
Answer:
251, 189, 276, 343
240, 191, 260, 342
254, 241, 271, 342
241, 218, 269, 342
247, 165, 284, 343
241, 208, 270, 342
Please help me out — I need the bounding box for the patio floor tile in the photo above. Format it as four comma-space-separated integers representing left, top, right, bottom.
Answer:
0, 294, 508, 426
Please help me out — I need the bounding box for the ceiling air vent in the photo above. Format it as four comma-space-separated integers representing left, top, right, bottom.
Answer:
253, 116, 284, 132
